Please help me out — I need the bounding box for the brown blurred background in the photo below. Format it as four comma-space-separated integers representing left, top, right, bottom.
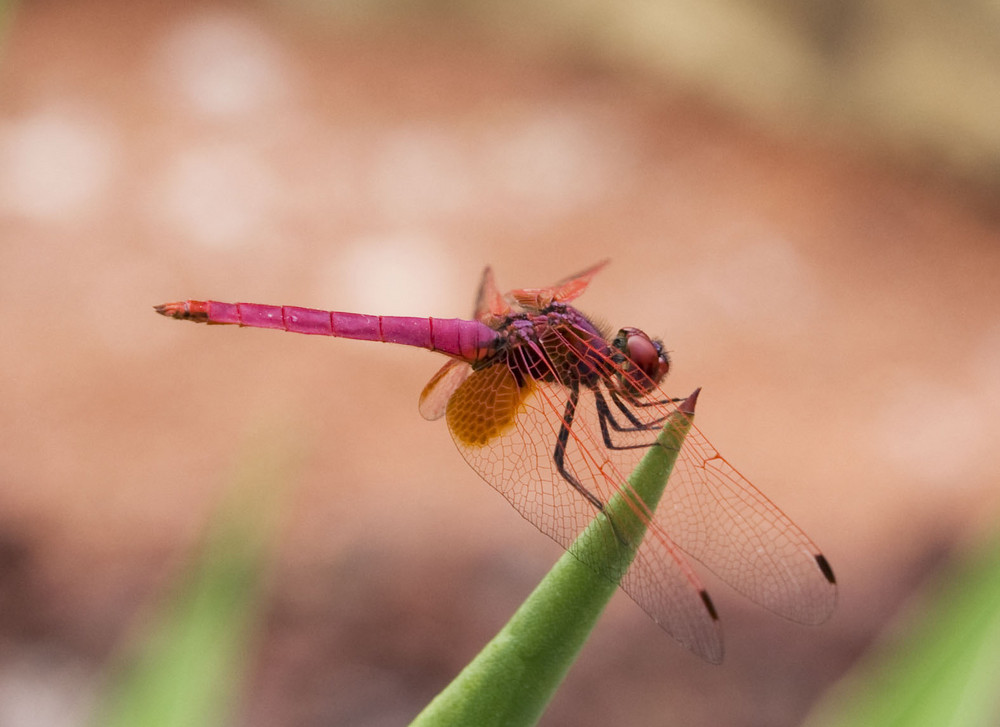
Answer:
1, 1, 999, 725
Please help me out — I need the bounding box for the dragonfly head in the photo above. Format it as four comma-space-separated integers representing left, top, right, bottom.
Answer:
612, 327, 670, 393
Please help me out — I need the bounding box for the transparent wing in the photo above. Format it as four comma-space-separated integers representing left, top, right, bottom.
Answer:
419, 359, 472, 421
473, 265, 510, 322
506, 259, 610, 312
445, 361, 724, 662
551, 324, 837, 625
653, 416, 837, 624
442, 322, 835, 661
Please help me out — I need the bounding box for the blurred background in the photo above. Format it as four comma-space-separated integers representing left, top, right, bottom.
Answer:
1, 1, 999, 725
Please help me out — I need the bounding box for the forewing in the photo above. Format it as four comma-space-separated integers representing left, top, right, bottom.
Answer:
549, 327, 838, 625
656, 423, 838, 624
445, 358, 723, 661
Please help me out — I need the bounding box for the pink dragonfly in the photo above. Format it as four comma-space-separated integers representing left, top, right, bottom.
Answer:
156, 261, 835, 662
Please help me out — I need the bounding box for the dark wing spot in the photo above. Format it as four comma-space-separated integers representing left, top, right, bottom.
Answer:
815, 554, 836, 584
700, 590, 719, 621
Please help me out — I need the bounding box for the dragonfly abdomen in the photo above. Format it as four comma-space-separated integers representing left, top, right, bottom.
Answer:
154, 300, 500, 362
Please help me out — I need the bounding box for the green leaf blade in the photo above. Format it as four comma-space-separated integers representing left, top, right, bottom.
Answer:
411, 390, 700, 727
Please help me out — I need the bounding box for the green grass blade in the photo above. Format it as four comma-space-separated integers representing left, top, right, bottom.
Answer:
92, 441, 291, 727
410, 390, 698, 727
804, 527, 1000, 727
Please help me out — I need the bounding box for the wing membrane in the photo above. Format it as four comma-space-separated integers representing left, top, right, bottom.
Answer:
443, 319, 835, 659
445, 362, 723, 662
419, 359, 472, 421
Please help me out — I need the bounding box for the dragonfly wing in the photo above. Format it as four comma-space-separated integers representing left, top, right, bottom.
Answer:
507, 259, 610, 311
555, 368, 836, 621
658, 431, 838, 624
445, 362, 723, 661
550, 258, 609, 302
473, 265, 510, 322
578, 385, 837, 624
622, 523, 724, 663
419, 359, 472, 421
538, 320, 836, 624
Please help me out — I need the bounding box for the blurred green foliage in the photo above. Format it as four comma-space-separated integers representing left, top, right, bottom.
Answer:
90, 439, 291, 727
0, 1, 17, 49
275, 0, 1000, 191
804, 526, 1000, 727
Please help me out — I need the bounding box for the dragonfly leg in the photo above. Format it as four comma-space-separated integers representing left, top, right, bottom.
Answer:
606, 388, 668, 429
553, 387, 632, 549
554, 386, 606, 512
594, 389, 675, 455
613, 389, 683, 409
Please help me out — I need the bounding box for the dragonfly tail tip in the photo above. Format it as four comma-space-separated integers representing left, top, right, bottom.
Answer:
153, 302, 186, 319
154, 301, 210, 322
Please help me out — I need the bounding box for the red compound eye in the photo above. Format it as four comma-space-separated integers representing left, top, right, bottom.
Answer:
621, 327, 670, 384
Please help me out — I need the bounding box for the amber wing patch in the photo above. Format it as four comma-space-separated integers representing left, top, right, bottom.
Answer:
446, 364, 535, 447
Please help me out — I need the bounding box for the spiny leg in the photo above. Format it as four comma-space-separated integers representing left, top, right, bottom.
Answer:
553, 386, 630, 547
553, 385, 606, 511
610, 388, 684, 410
593, 388, 674, 453
593, 389, 682, 463
607, 389, 674, 430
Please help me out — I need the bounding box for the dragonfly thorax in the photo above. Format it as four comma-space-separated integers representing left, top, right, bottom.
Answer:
488, 305, 612, 388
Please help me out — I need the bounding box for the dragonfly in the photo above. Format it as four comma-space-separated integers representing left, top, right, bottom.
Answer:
155, 260, 835, 662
